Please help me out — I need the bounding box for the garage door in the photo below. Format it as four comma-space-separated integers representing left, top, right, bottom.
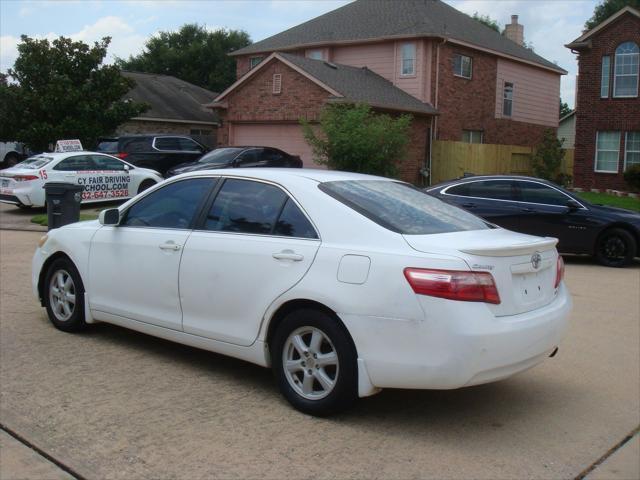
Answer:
231, 124, 321, 168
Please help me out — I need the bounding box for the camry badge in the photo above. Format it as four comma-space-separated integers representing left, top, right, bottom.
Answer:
531, 252, 542, 270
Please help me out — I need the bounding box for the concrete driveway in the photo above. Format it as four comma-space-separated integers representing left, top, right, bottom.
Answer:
0, 230, 638, 479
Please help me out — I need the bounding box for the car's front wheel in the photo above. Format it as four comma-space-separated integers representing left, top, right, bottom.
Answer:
595, 228, 636, 267
44, 258, 87, 332
271, 308, 358, 416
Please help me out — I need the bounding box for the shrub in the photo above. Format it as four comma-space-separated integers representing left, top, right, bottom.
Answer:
623, 164, 640, 192
532, 129, 565, 182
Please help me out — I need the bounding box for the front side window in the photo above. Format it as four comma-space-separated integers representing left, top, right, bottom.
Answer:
122, 178, 213, 229
625, 132, 640, 170
320, 180, 489, 235
601, 56, 611, 98
249, 56, 264, 69
453, 54, 472, 79
53, 155, 94, 171
595, 131, 621, 173
517, 181, 573, 206
447, 180, 517, 201
462, 130, 483, 144
503, 82, 514, 117
235, 149, 262, 166
91, 155, 126, 171
613, 42, 639, 97
177, 137, 203, 152
401, 43, 416, 76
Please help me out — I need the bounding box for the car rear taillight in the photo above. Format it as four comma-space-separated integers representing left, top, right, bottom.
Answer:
116, 152, 129, 159
404, 268, 501, 304
554, 255, 565, 289
13, 175, 39, 181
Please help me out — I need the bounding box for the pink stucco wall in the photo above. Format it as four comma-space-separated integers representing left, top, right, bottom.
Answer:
494, 58, 560, 127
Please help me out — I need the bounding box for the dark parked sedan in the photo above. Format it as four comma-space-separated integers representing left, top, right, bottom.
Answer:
165, 146, 303, 177
427, 175, 640, 267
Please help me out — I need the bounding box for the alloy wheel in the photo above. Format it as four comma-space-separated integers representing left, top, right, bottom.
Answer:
48, 269, 76, 322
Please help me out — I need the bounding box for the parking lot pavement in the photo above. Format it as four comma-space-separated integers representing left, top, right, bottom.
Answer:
0, 230, 638, 480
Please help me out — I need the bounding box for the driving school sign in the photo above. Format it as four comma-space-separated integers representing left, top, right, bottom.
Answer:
55, 139, 83, 153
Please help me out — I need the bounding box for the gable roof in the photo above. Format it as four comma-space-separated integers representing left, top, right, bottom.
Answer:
566, 6, 640, 49
559, 110, 575, 123
212, 52, 438, 115
231, 0, 566, 74
122, 71, 220, 124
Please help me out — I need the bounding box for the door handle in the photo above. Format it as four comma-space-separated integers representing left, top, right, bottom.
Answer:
462, 203, 476, 208
159, 241, 182, 251
272, 250, 304, 261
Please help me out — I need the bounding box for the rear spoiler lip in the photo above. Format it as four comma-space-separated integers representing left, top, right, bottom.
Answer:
460, 237, 558, 257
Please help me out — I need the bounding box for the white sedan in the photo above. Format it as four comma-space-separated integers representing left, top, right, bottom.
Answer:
32, 169, 571, 415
0, 151, 163, 208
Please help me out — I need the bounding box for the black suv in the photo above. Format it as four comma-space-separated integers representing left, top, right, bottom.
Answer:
165, 146, 303, 177
96, 135, 209, 176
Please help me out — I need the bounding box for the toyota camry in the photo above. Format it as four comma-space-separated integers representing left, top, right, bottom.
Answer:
32, 169, 571, 415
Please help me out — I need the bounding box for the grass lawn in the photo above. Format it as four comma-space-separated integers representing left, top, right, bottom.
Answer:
31, 213, 98, 226
576, 192, 640, 212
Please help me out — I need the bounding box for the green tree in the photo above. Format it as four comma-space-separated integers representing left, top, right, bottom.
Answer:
585, 0, 640, 30
559, 99, 572, 118
0, 36, 147, 151
300, 104, 412, 178
532, 129, 568, 184
472, 12, 500, 32
116, 24, 251, 93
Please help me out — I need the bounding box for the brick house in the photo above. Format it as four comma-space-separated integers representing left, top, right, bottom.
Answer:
210, 0, 565, 183
566, 6, 640, 191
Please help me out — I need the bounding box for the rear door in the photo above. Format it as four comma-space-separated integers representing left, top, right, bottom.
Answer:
180, 177, 320, 346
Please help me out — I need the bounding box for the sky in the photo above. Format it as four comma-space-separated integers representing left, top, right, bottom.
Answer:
0, 0, 600, 108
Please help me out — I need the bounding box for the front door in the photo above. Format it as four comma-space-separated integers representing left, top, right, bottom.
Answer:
88, 177, 215, 329
180, 178, 321, 346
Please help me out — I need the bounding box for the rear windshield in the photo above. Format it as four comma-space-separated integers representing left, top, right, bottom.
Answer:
198, 148, 243, 165
96, 140, 118, 153
319, 180, 490, 235
16, 156, 54, 169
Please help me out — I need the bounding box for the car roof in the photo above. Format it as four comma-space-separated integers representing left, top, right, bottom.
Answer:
176, 168, 392, 184
429, 175, 556, 190
29, 151, 116, 160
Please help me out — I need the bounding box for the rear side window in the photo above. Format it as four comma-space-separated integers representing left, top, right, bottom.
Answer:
447, 180, 517, 201
122, 178, 213, 229
274, 199, 317, 238
320, 180, 489, 235
96, 140, 118, 153
53, 155, 95, 171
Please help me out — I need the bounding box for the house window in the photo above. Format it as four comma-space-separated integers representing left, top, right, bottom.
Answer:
462, 130, 483, 144
601, 56, 610, 98
307, 49, 324, 60
503, 82, 514, 117
249, 56, 264, 69
625, 132, 640, 170
272, 74, 282, 94
613, 42, 639, 97
453, 54, 472, 79
595, 131, 620, 173
400, 43, 416, 76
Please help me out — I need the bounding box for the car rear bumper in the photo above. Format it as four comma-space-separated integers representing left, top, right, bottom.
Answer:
340, 283, 571, 392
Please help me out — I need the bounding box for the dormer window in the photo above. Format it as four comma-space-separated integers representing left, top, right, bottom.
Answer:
613, 42, 639, 97
400, 43, 416, 76
307, 49, 324, 60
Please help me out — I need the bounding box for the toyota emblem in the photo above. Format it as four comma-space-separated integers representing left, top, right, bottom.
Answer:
531, 252, 542, 269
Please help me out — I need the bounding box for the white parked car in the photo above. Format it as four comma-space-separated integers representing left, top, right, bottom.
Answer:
0, 151, 163, 208
32, 169, 571, 415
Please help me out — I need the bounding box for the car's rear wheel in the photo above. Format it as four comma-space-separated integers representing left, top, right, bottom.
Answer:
3, 153, 19, 168
137, 179, 156, 195
271, 308, 358, 416
595, 228, 636, 267
44, 258, 87, 332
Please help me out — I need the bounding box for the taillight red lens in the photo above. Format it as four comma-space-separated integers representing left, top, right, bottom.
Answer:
116, 152, 129, 159
554, 255, 565, 289
404, 268, 501, 304
13, 175, 39, 181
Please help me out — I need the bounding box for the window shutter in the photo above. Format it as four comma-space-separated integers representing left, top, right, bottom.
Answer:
273, 74, 282, 94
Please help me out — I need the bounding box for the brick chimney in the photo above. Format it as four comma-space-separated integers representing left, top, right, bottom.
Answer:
503, 15, 524, 46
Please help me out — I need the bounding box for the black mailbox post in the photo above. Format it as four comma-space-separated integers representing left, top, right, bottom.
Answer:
44, 182, 84, 230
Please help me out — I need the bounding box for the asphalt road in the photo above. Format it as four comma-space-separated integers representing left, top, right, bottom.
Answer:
0, 230, 638, 479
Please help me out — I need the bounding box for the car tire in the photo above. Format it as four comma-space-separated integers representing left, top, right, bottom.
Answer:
271, 308, 358, 416
595, 228, 636, 268
3, 153, 19, 168
43, 258, 87, 332
137, 179, 156, 195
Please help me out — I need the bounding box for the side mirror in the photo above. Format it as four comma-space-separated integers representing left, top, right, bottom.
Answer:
566, 200, 581, 211
99, 208, 120, 226
123, 164, 130, 172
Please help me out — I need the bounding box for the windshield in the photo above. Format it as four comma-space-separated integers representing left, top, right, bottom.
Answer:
15, 155, 54, 169
319, 180, 491, 235
198, 148, 243, 165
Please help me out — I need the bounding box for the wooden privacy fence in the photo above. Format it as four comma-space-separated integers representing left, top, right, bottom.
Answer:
430, 140, 574, 184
